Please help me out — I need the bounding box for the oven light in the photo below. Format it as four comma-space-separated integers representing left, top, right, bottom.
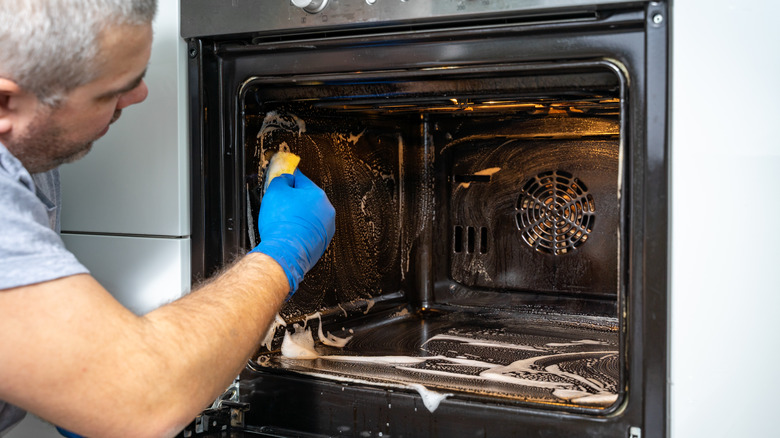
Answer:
421, 66, 461, 71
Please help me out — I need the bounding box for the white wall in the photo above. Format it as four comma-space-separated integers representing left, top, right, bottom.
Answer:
670, 1, 780, 436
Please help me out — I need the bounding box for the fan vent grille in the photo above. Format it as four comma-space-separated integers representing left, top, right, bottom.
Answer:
515, 171, 595, 255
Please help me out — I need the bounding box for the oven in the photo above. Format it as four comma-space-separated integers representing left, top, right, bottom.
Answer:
180, 1, 668, 436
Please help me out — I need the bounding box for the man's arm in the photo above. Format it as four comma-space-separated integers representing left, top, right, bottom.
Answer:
0, 168, 335, 438
0, 251, 287, 438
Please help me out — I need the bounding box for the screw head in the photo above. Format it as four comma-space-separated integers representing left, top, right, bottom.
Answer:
652, 13, 664, 24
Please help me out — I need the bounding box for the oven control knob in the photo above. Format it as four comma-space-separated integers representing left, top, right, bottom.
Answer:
291, 0, 328, 13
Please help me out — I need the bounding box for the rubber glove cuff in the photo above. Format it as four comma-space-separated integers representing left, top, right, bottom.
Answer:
250, 238, 307, 299
56, 426, 85, 438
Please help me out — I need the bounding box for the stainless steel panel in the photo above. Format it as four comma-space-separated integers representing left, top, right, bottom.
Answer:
61, 233, 191, 315
181, 0, 642, 38
4, 415, 62, 438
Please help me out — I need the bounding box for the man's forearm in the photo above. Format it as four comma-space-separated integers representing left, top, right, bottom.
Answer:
0, 252, 289, 438
141, 252, 289, 425
137, 251, 289, 435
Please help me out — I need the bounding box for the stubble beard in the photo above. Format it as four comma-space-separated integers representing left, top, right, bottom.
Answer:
6, 108, 121, 174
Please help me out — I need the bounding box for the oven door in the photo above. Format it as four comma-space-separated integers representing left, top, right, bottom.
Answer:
184, 2, 668, 437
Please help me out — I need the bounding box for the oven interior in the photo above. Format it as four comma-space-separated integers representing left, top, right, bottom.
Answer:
241, 64, 625, 414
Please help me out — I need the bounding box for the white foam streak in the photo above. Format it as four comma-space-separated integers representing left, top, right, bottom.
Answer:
318, 349, 618, 400
423, 334, 544, 352
261, 313, 287, 351
480, 351, 615, 391
305, 312, 354, 348
545, 339, 609, 347
408, 384, 452, 413
281, 370, 452, 413
321, 355, 427, 365
363, 299, 375, 314
279, 324, 618, 406
322, 354, 493, 368
545, 364, 605, 393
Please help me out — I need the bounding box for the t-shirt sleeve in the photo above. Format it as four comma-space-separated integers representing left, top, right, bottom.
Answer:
0, 171, 88, 290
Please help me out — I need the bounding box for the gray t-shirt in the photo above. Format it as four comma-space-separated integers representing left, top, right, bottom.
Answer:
0, 141, 89, 434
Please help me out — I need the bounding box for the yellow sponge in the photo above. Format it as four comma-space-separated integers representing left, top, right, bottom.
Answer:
264, 151, 301, 191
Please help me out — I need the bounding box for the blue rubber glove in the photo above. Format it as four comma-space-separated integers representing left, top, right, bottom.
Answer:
56, 426, 85, 438
249, 169, 335, 297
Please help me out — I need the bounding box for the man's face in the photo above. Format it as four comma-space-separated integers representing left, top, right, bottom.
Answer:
7, 23, 153, 174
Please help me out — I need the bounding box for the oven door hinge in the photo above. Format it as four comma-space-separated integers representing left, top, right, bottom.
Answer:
181, 381, 250, 437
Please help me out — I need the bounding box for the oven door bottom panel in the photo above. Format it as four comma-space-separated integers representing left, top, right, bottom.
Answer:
240, 308, 620, 435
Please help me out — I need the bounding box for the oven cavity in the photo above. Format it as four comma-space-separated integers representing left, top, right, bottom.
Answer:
240, 62, 624, 413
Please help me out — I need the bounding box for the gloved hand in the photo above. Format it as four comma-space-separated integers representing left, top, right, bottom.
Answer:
250, 169, 335, 297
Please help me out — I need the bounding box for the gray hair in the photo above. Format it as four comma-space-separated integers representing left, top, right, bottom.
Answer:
0, 0, 157, 106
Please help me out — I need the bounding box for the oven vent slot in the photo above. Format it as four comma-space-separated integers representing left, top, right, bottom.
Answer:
453, 225, 488, 255
515, 170, 595, 255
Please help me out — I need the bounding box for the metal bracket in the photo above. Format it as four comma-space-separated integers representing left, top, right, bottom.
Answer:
181, 381, 250, 437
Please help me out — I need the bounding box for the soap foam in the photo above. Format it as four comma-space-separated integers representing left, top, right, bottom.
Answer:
278, 369, 451, 413
317, 317, 353, 348
545, 339, 609, 347
281, 324, 319, 359
423, 334, 545, 352
261, 313, 287, 351
280, 313, 353, 359
408, 383, 452, 413
311, 337, 618, 405
273, 317, 618, 407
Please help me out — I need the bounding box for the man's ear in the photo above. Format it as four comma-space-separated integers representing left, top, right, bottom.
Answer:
0, 77, 23, 134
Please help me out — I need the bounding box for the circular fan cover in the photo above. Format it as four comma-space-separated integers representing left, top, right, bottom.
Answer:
515, 171, 595, 255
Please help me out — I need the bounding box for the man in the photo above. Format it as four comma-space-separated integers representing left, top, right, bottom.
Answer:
0, 1, 335, 437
